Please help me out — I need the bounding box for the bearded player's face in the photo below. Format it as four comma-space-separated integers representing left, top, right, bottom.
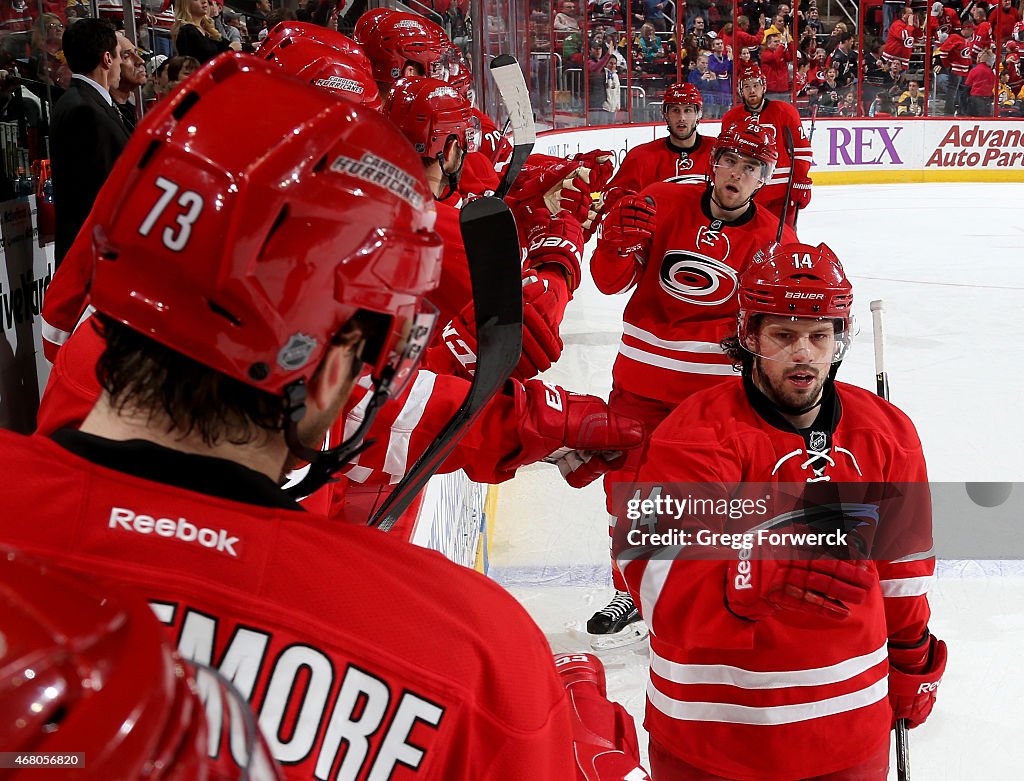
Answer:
750, 317, 836, 413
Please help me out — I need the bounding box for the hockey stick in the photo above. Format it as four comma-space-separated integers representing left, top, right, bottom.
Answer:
808, 104, 818, 143
871, 299, 909, 780
776, 126, 797, 242
370, 196, 524, 531
490, 54, 536, 199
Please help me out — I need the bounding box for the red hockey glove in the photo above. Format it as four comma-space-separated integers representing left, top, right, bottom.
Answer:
517, 269, 571, 380
570, 149, 616, 194
507, 381, 645, 487
599, 194, 656, 261
506, 157, 592, 225
726, 553, 874, 622
790, 180, 812, 209
426, 267, 570, 381
524, 212, 585, 292
888, 632, 948, 729
553, 653, 652, 781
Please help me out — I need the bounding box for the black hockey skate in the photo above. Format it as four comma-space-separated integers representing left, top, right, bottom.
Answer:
586, 590, 649, 650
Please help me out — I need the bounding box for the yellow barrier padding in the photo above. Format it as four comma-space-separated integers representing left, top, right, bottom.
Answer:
476, 485, 500, 573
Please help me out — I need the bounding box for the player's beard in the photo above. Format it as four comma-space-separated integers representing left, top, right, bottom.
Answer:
668, 119, 697, 144
753, 359, 826, 416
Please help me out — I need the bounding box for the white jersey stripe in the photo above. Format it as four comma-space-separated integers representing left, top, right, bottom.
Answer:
891, 546, 935, 563
619, 343, 734, 375
41, 319, 71, 348
647, 676, 889, 725
383, 370, 437, 482
880, 575, 934, 597
622, 323, 727, 354
650, 643, 888, 689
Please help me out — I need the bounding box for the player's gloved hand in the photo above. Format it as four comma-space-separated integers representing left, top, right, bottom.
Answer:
599, 194, 656, 261
507, 381, 645, 487
790, 180, 812, 210
426, 267, 570, 381
524, 211, 585, 292
726, 554, 874, 622
506, 157, 592, 225
554, 653, 652, 781
570, 149, 616, 194
888, 632, 948, 729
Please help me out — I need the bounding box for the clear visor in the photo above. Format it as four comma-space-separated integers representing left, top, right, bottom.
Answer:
464, 114, 482, 154
426, 51, 453, 81
739, 314, 856, 365
192, 663, 283, 781
382, 300, 439, 398
713, 150, 771, 185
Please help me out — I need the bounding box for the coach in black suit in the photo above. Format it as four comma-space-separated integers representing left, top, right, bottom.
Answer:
51, 18, 130, 267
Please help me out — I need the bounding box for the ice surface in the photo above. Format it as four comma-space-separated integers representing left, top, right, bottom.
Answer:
490, 183, 1024, 778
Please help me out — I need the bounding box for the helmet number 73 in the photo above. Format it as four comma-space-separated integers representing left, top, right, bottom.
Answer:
138, 176, 205, 252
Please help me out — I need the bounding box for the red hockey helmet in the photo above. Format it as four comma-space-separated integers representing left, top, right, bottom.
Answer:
261, 34, 382, 110
738, 242, 854, 363
712, 117, 778, 185
260, 21, 372, 74
736, 64, 766, 95
661, 81, 703, 112
0, 549, 281, 779
85, 53, 442, 400
362, 11, 455, 87
384, 76, 481, 159
353, 6, 395, 45
447, 45, 474, 102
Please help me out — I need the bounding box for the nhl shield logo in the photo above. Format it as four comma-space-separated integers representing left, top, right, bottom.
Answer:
809, 431, 828, 451
278, 333, 318, 371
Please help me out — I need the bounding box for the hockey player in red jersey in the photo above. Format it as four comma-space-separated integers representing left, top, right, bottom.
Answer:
2, 54, 649, 781
616, 242, 946, 780
586, 120, 797, 645
720, 65, 812, 226
604, 82, 716, 212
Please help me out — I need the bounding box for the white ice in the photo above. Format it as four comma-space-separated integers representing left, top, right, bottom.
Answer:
490, 183, 1024, 779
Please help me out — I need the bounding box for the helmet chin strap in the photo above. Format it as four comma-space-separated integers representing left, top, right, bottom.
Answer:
435, 138, 465, 201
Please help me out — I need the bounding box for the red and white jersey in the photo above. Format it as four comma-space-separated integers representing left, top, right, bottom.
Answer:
0, 430, 576, 780
937, 33, 973, 75
622, 377, 934, 780
928, 6, 960, 42
0, 0, 32, 32
719, 98, 812, 207
592, 181, 796, 404
881, 19, 921, 67
971, 20, 994, 55
604, 133, 716, 208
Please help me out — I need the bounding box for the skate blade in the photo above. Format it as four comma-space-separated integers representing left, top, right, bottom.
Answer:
590, 621, 650, 651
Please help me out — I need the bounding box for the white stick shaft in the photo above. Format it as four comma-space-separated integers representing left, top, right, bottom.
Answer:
870, 299, 889, 400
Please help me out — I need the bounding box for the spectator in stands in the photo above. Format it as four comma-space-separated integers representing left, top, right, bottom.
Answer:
828, 32, 857, 93
764, 10, 791, 44
896, 79, 925, 115
636, 22, 664, 67
588, 35, 614, 123
590, 0, 625, 30
989, 0, 1022, 52
222, 9, 251, 50
172, 0, 241, 62
928, 1, 959, 44
739, 45, 752, 64
166, 54, 200, 88
804, 5, 823, 40
1006, 42, 1024, 91
824, 21, 850, 54
50, 17, 130, 267
882, 6, 922, 69
111, 32, 146, 132
708, 35, 733, 98
691, 15, 712, 50
688, 51, 720, 111
997, 68, 1022, 114
838, 90, 858, 115
966, 47, 997, 115
761, 31, 792, 100
556, 0, 582, 31
688, 0, 712, 32
28, 12, 71, 97
629, 0, 646, 29
0, 61, 42, 130
815, 65, 842, 114
733, 14, 765, 60
741, 0, 769, 26
869, 89, 895, 115
882, 0, 904, 41
643, 0, 668, 33
880, 57, 907, 98
970, 6, 994, 55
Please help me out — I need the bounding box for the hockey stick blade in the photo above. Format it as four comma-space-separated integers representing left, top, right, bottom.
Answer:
490, 54, 535, 200
777, 126, 796, 241
371, 197, 524, 531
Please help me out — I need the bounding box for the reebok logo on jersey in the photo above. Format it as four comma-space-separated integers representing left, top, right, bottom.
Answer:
733, 544, 754, 590
109, 507, 240, 557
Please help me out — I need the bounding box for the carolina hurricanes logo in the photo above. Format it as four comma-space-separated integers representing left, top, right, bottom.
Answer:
659, 252, 738, 306
675, 155, 694, 175
960, 45, 971, 59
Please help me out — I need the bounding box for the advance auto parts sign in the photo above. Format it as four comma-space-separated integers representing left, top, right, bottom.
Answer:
0, 196, 53, 432
926, 124, 1024, 169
